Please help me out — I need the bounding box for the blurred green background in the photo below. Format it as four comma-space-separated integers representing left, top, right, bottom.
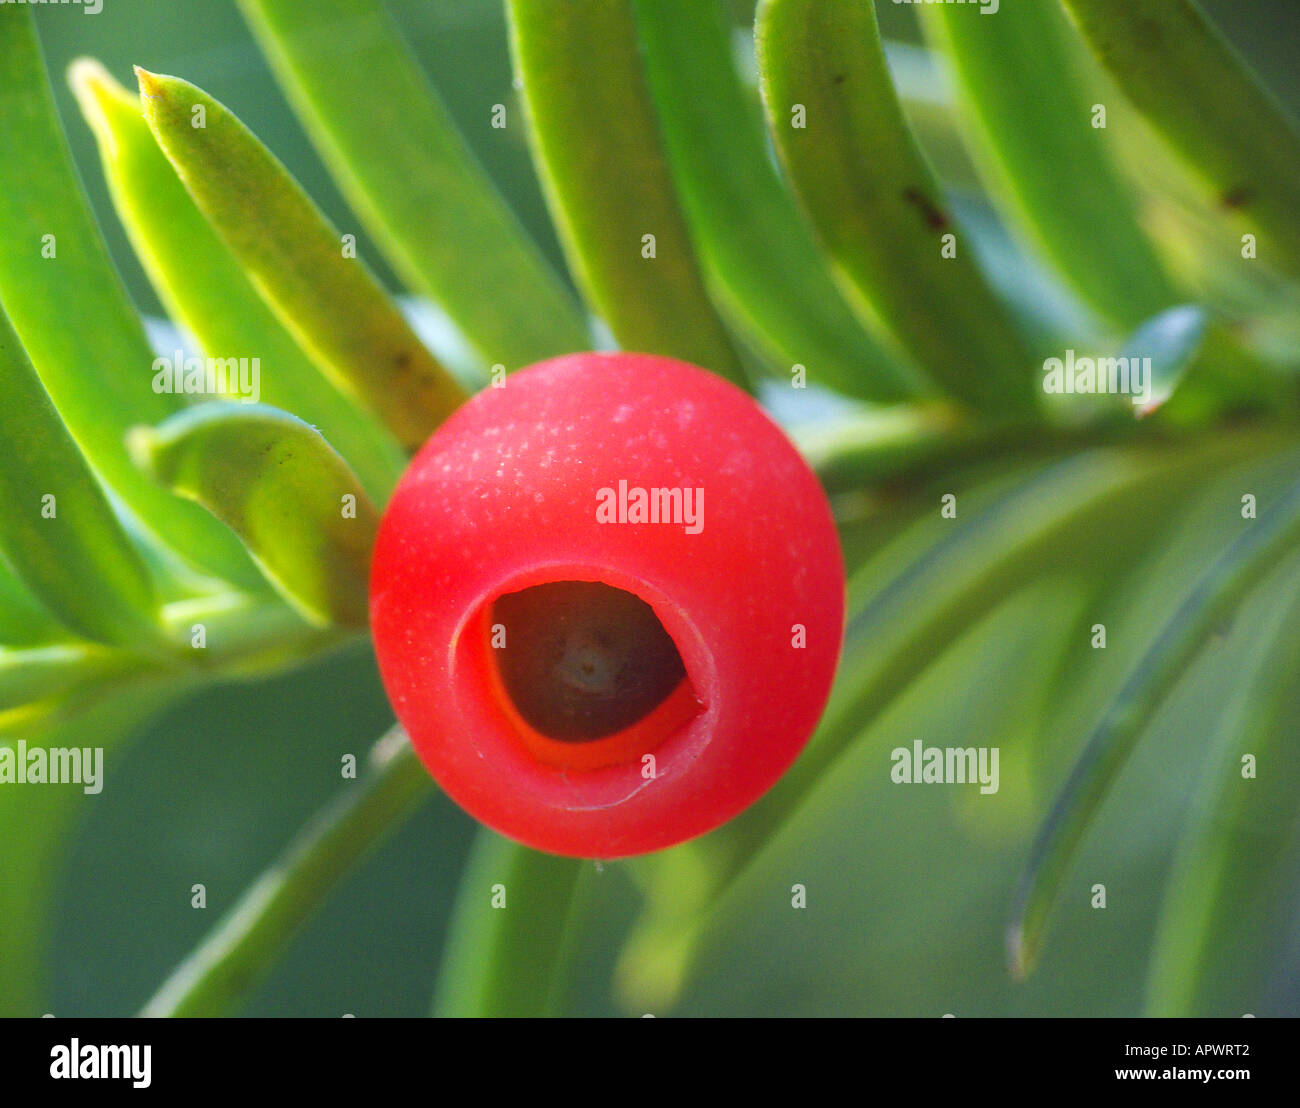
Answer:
15, 0, 1300, 1016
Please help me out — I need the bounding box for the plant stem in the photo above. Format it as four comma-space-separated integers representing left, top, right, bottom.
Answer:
139, 725, 432, 1017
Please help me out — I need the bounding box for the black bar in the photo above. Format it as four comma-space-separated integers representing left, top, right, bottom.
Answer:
0, 1016, 1290, 1095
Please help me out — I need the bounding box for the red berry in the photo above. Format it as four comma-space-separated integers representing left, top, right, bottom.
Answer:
369, 353, 845, 857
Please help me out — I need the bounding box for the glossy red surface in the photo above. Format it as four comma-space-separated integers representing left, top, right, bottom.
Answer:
370, 353, 845, 857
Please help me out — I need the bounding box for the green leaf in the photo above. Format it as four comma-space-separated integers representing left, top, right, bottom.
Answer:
0, 305, 162, 647
1059, 0, 1300, 281
504, 0, 747, 386
432, 831, 587, 1017
140, 727, 430, 1017
942, 194, 1103, 353
235, 0, 590, 371
799, 406, 1149, 498
135, 67, 467, 451
0, 11, 263, 589
596, 432, 1283, 1007
129, 404, 379, 628
0, 678, 190, 1015
919, 1, 1181, 330
885, 39, 982, 192
68, 60, 406, 504
151, 590, 329, 673
754, 0, 1036, 413
1119, 304, 1207, 415
613, 439, 1299, 1016
0, 561, 65, 648
619, 578, 1086, 1015
1144, 559, 1300, 1015
1158, 325, 1296, 427
1008, 454, 1300, 979
630, 0, 918, 402
736, 441, 1252, 859
0, 643, 145, 710
0, 589, 321, 740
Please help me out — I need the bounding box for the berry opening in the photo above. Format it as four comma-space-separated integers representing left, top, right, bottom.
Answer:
478, 580, 703, 771
493, 581, 685, 741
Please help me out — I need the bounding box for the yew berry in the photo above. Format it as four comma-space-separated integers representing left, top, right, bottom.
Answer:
369, 353, 844, 858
